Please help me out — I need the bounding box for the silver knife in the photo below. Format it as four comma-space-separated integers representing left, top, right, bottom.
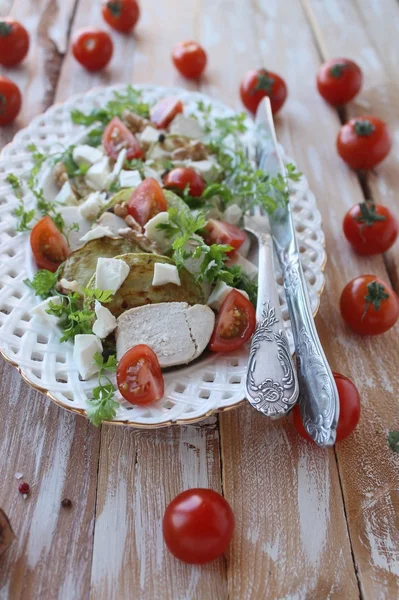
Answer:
255, 97, 339, 447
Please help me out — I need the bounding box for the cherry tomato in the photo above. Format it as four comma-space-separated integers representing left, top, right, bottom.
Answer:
30, 216, 69, 272
340, 275, 399, 335
293, 372, 361, 443
172, 41, 207, 79
72, 28, 113, 72
317, 58, 362, 106
337, 115, 391, 170
102, 116, 143, 160
240, 68, 287, 115
163, 488, 234, 564
117, 344, 164, 405
0, 76, 21, 126
163, 167, 206, 197
209, 289, 256, 352
343, 202, 398, 256
102, 0, 140, 33
0, 18, 30, 67
127, 177, 167, 227
203, 219, 246, 254
150, 97, 183, 129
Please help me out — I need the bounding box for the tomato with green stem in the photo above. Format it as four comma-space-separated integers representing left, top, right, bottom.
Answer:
116, 344, 164, 405
30, 216, 70, 272
337, 115, 391, 170
343, 202, 398, 255
317, 58, 362, 106
0, 18, 29, 66
102, 0, 140, 33
0, 76, 21, 126
72, 28, 113, 71
240, 68, 287, 115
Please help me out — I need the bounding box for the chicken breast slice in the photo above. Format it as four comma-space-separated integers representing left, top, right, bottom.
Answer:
116, 302, 215, 367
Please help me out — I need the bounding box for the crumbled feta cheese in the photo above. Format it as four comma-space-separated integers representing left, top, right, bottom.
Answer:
184, 159, 222, 183
144, 211, 170, 250
227, 254, 258, 279
78, 192, 107, 221
31, 296, 62, 324
55, 181, 77, 205
105, 148, 127, 189
143, 166, 162, 183
72, 144, 103, 166
207, 281, 249, 310
95, 257, 130, 293
139, 126, 161, 144
97, 212, 126, 235
169, 114, 205, 140
57, 206, 91, 250
223, 203, 243, 225
152, 263, 181, 287
119, 169, 142, 188
85, 157, 111, 190
80, 225, 115, 242
59, 278, 81, 293
92, 300, 117, 338
73, 334, 103, 380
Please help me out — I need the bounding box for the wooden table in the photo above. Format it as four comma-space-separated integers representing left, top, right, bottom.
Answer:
0, 0, 398, 598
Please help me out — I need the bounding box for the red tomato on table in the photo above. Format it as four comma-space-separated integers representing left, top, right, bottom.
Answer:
102, 0, 140, 33
163, 167, 205, 197
150, 97, 183, 129
340, 275, 399, 335
209, 289, 256, 352
72, 28, 113, 71
30, 216, 69, 272
240, 68, 287, 115
203, 219, 246, 254
293, 372, 361, 443
116, 344, 164, 405
317, 58, 362, 106
127, 177, 167, 227
343, 202, 398, 255
0, 76, 21, 126
172, 41, 207, 79
0, 18, 30, 66
337, 115, 391, 170
102, 116, 143, 160
163, 488, 234, 564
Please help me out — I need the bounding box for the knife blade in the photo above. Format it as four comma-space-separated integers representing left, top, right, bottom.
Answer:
255, 97, 339, 447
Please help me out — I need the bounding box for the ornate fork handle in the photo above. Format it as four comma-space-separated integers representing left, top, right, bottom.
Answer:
284, 259, 339, 446
245, 233, 299, 418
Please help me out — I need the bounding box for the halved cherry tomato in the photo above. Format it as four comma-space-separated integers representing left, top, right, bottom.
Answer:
102, 0, 140, 33
240, 68, 287, 115
30, 216, 69, 272
163, 488, 234, 564
72, 28, 113, 71
337, 115, 391, 170
317, 58, 362, 106
163, 167, 206, 197
127, 177, 167, 227
103, 116, 143, 160
209, 289, 256, 352
293, 372, 361, 443
172, 41, 207, 79
343, 202, 398, 255
340, 275, 399, 335
117, 344, 164, 405
0, 18, 30, 66
0, 76, 21, 126
150, 97, 183, 129
203, 219, 246, 254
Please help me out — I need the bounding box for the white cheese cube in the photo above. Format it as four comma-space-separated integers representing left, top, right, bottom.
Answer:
57, 206, 91, 250
30, 296, 62, 324
92, 300, 117, 339
119, 169, 142, 188
143, 166, 162, 183
105, 148, 127, 189
207, 281, 249, 310
95, 257, 130, 293
144, 211, 170, 250
139, 126, 161, 145
80, 225, 115, 243
72, 144, 103, 167
152, 263, 181, 287
59, 279, 81, 293
170, 114, 205, 140
223, 203, 243, 225
185, 159, 222, 183
85, 157, 111, 191
227, 254, 258, 279
97, 212, 126, 235
73, 334, 103, 380
79, 192, 107, 221
55, 181, 77, 205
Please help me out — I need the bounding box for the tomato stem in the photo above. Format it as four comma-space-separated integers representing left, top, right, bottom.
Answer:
354, 119, 375, 137
329, 63, 346, 78
0, 22, 13, 37
106, 1, 122, 17
355, 202, 386, 226
253, 70, 275, 94
363, 280, 389, 319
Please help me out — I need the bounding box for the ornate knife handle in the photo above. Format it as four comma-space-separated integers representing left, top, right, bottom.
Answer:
245, 234, 299, 418
284, 259, 339, 446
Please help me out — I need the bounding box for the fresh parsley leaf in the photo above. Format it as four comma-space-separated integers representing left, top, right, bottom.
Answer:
194, 242, 232, 284
219, 265, 258, 306
45, 292, 95, 342
388, 431, 399, 454
15, 203, 35, 232
24, 268, 60, 299
6, 173, 23, 198
83, 288, 114, 303
94, 352, 117, 372
124, 158, 144, 171
71, 86, 150, 127
86, 352, 119, 427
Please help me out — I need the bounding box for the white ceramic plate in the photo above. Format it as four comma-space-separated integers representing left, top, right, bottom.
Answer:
0, 85, 326, 428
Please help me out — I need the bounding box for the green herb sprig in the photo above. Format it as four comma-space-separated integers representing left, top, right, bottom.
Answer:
86, 353, 119, 427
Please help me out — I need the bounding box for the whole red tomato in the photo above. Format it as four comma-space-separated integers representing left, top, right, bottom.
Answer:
240, 68, 287, 115
293, 372, 361, 443
102, 0, 140, 33
343, 202, 398, 255
163, 489, 234, 564
172, 41, 207, 79
317, 58, 362, 106
340, 275, 399, 335
0, 76, 22, 125
337, 115, 391, 170
72, 28, 113, 71
0, 18, 30, 66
